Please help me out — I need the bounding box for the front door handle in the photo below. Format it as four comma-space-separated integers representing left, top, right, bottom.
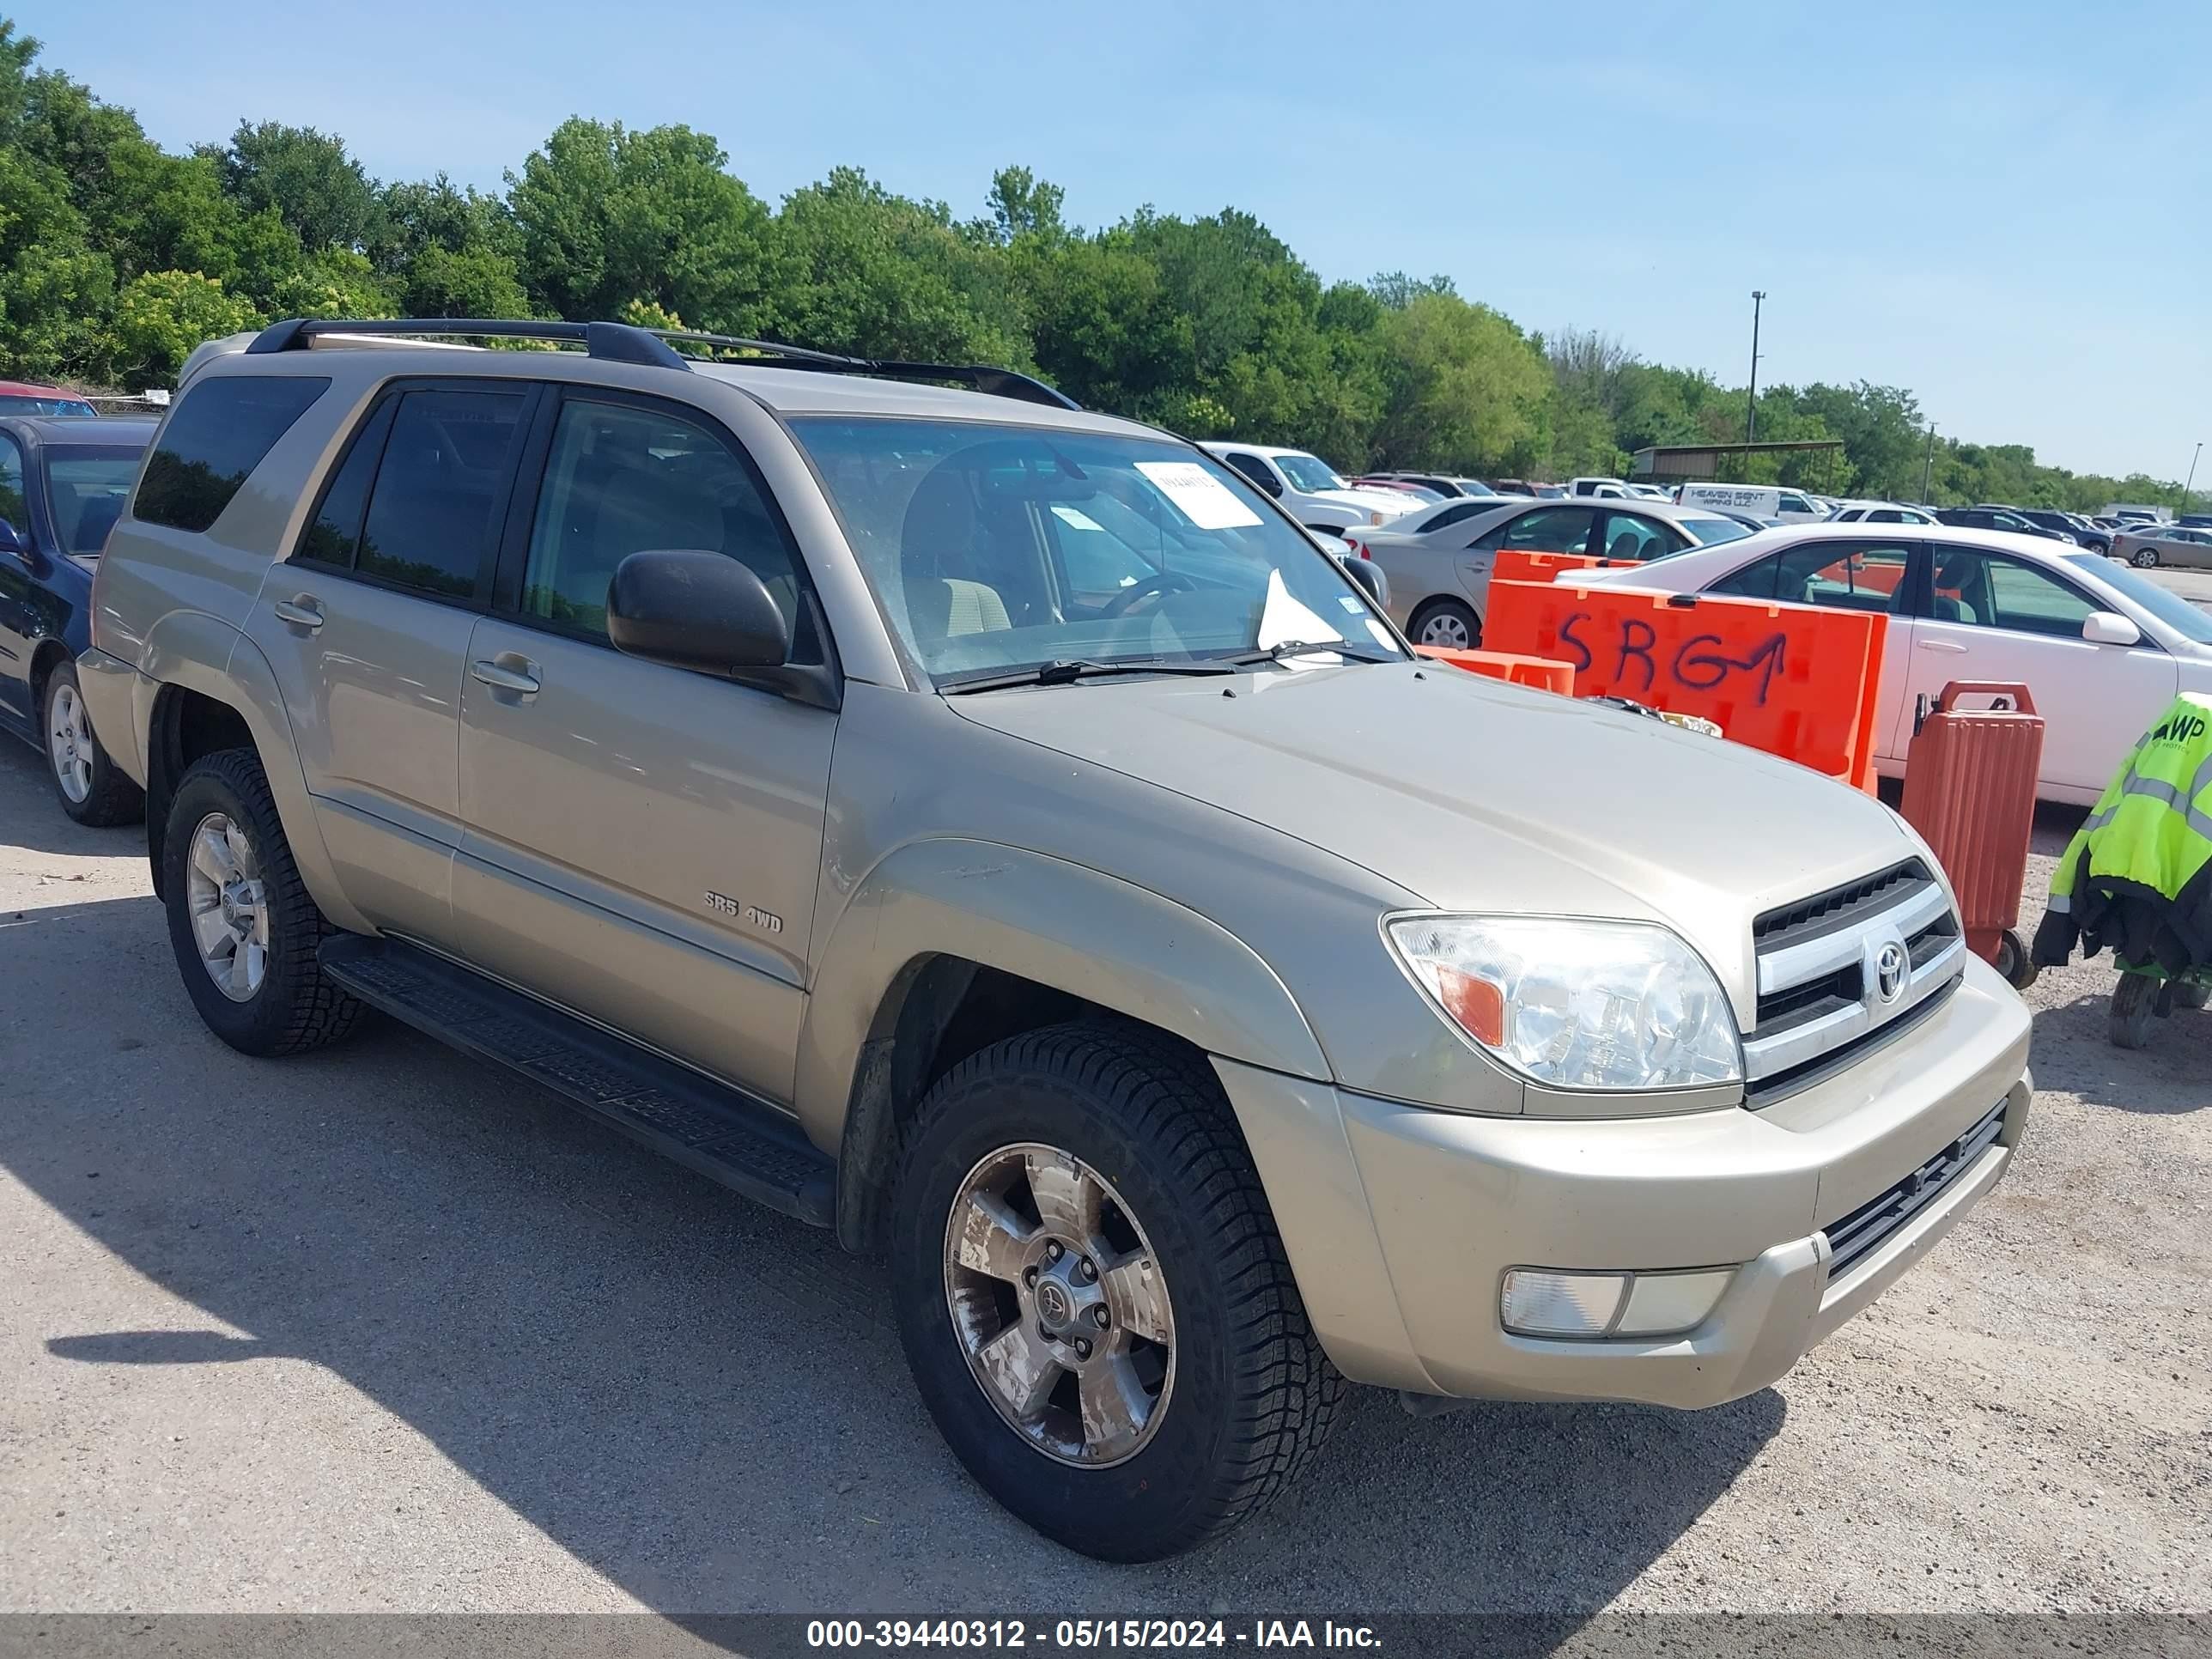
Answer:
273, 596, 324, 631
471, 657, 541, 696
1917, 639, 1970, 654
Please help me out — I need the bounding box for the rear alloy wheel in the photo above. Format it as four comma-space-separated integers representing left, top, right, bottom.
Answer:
42, 659, 143, 827
891, 1024, 1339, 1561
2130, 544, 2159, 568
161, 748, 365, 1056
1411, 598, 1480, 652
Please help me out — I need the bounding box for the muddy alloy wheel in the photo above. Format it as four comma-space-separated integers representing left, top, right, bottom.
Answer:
942, 1142, 1175, 1468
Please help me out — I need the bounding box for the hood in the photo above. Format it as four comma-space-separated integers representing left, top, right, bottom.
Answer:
1314, 487, 1419, 518
948, 661, 1923, 1018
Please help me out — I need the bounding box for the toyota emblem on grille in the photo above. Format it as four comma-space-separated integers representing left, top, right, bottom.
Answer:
1874, 939, 1909, 1003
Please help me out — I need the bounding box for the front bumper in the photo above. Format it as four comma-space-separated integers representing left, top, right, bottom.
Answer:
1215, 953, 2032, 1407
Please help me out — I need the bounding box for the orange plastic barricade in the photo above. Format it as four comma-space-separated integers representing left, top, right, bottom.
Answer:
1491, 550, 1634, 587
1481, 580, 1888, 791
1413, 645, 1576, 695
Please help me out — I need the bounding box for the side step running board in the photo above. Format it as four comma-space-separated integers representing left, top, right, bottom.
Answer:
319, 935, 836, 1227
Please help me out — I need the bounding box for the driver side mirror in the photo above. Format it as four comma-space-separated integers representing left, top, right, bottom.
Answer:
2082, 611, 2142, 647
608, 549, 789, 674
1252, 471, 1283, 498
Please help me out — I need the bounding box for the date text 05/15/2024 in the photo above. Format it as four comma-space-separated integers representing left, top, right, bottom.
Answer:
805, 1620, 1382, 1650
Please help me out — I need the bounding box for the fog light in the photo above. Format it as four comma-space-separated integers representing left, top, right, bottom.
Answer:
1614, 1269, 1732, 1337
1499, 1270, 1627, 1337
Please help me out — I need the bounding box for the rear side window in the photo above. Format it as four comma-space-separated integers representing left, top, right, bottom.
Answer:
134, 376, 329, 532
295, 400, 398, 569
356, 389, 527, 599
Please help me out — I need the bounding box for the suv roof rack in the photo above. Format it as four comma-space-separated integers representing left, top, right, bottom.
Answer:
244, 318, 1079, 410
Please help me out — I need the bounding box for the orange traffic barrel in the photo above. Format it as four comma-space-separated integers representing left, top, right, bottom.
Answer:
1899, 681, 2045, 988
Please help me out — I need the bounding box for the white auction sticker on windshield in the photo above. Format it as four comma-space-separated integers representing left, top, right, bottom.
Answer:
1049, 504, 1104, 532
1134, 461, 1263, 530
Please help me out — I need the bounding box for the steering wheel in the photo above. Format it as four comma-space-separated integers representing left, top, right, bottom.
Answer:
1097, 570, 1197, 618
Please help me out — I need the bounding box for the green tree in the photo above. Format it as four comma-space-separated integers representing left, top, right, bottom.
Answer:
767, 166, 1028, 362
507, 118, 774, 330
206, 120, 380, 252
1368, 293, 1553, 474
108, 269, 260, 387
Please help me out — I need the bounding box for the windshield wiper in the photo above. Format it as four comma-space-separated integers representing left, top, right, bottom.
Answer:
939, 657, 1238, 695
1225, 639, 1397, 666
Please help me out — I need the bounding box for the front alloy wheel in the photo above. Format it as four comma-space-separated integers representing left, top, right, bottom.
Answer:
184, 811, 270, 1002
944, 1143, 1174, 1467
46, 678, 94, 805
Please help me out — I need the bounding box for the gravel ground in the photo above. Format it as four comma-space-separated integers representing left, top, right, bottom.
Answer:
1, 734, 2206, 1620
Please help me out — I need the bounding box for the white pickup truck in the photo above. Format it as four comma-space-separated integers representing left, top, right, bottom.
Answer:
1200, 441, 1419, 533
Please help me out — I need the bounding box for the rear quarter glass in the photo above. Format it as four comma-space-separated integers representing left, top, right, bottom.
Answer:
133, 376, 330, 533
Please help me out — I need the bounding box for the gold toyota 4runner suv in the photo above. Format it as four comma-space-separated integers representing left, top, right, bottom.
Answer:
76, 319, 2032, 1561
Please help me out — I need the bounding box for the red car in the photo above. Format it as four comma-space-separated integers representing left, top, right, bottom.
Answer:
0, 380, 98, 417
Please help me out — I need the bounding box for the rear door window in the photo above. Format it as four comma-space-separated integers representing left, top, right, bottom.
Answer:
1706, 541, 1916, 611
354, 388, 528, 600
1595, 511, 1683, 561
1483, 506, 1594, 555
133, 375, 329, 532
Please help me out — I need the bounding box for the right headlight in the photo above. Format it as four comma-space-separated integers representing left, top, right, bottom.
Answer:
1384, 914, 1744, 1092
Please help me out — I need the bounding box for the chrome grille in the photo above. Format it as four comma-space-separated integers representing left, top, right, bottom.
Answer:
1745, 860, 1966, 1103
1820, 1100, 2006, 1279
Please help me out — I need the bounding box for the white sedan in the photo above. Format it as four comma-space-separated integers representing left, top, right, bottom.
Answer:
1581, 522, 2212, 803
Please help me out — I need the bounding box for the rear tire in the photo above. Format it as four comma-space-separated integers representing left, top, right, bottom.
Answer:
42, 660, 143, 827
2130, 545, 2159, 568
890, 1023, 1340, 1561
2175, 981, 2210, 1011
1409, 598, 1480, 652
2109, 973, 2158, 1049
161, 748, 366, 1056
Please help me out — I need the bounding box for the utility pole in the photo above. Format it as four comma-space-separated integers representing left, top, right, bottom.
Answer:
2184, 442, 2203, 517
1746, 290, 1766, 446
1923, 423, 1937, 503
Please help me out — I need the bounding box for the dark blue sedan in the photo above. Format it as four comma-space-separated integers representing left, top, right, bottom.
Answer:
0, 415, 155, 823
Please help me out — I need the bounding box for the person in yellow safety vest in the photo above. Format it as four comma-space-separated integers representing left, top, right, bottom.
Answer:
2033, 691, 2212, 975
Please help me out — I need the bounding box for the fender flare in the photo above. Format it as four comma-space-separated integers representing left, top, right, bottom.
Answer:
793, 836, 1331, 1156
133, 611, 368, 933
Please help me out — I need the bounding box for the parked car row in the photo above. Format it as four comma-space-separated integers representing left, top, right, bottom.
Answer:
1582, 522, 2212, 804
20, 314, 2033, 1566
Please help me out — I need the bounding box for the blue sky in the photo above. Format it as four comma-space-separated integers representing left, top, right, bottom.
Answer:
27, 0, 2210, 483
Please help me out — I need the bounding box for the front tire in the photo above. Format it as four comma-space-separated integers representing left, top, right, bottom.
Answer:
43, 660, 143, 827
1409, 597, 1480, 652
161, 748, 366, 1056
890, 1024, 1340, 1561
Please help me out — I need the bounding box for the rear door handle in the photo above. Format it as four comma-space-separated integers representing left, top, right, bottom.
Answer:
273, 596, 324, 631
471, 657, 541, 696
1917, 640, 1970, 654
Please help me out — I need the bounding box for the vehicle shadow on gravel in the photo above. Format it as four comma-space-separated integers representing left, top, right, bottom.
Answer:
4, 885, 1778, 1626
2027, 992, 2212, 1112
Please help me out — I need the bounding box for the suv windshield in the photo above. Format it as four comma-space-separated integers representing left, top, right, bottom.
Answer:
791, 418, 1406, 683
1273, 453, 1348, 493
46, 447, 143, 553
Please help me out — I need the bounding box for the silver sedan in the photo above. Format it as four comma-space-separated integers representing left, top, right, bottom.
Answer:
1351, 497, 1753, 649
2112, 523, 2212, 569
